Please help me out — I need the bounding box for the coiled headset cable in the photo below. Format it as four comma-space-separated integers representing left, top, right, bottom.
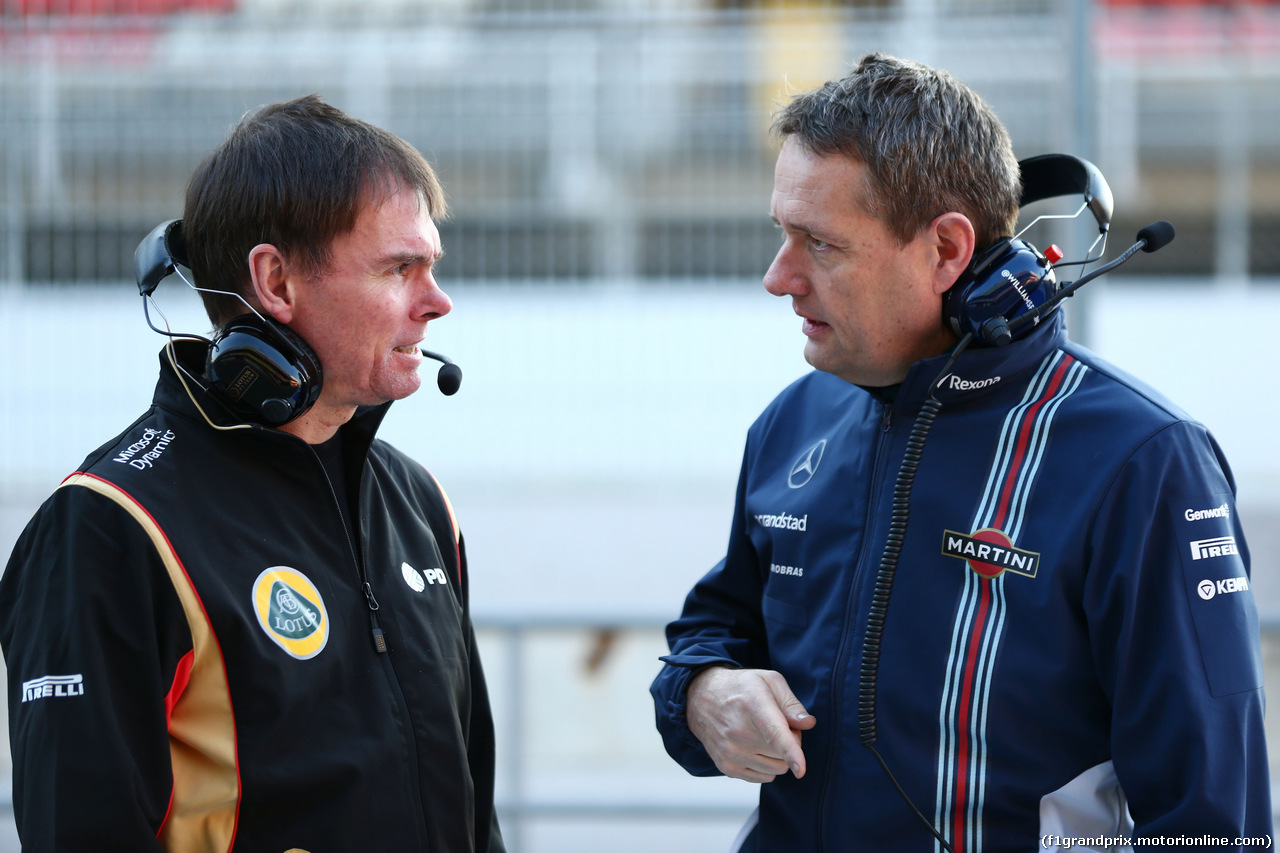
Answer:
857, 332, 974, 853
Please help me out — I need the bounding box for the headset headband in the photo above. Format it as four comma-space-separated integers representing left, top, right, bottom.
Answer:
1018, 153, 1113, 235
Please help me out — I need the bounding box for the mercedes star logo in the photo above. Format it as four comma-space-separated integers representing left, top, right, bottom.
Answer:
788, 439, 827, 489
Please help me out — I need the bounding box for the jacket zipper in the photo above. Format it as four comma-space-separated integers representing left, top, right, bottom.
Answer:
312, 441, 433, 847
816, 397, 895, 850
311, 446, 388, 654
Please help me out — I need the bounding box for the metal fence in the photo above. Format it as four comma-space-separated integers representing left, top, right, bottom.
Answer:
3, 0, 1280, 288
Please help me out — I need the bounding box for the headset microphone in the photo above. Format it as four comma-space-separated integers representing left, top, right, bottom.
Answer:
1002, 220, 1176, 341
1136, 219, 1176, 253
422, 349, 462, 396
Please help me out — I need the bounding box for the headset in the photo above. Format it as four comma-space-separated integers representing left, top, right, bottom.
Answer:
942, 153, 1115, 347
134, 219, 462, 428
134, 219, 324, 427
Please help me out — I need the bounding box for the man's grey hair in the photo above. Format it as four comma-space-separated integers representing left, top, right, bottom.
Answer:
773, 52, 1020, 250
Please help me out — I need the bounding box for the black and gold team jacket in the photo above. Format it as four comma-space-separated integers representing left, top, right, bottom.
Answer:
0, 342, 505, 853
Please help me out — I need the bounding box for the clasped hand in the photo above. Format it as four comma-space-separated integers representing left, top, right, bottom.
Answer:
685, 666, 816, 783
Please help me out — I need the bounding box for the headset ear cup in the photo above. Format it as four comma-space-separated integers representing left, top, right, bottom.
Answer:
944, 238, 1012, 340
204, 314, 323, 426
943, 238, 1057, 347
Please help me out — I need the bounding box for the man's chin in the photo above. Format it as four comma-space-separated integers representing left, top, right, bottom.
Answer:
362, 375, 423, 406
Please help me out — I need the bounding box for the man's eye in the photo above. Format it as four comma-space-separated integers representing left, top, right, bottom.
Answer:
811, 238, 830, 251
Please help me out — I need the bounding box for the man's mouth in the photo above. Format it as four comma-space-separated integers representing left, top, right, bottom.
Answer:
393, 344, 421, 355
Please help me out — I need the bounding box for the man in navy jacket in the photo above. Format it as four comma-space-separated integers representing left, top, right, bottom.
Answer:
651, 53, 1270, 852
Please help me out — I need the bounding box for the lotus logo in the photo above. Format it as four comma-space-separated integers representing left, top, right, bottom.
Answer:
252, 567, 330, 660
788, 439, 827, 489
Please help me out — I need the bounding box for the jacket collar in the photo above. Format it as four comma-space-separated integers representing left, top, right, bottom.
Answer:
897, 311, 1067, 409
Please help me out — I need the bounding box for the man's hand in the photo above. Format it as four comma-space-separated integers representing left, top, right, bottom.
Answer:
685, 666, 816, 783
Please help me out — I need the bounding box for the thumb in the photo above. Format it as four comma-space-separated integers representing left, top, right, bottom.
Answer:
764, 672, 816, 730
760, 672, 814, 777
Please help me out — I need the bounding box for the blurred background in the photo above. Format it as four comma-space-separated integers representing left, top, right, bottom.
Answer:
1, 0, 1278, 849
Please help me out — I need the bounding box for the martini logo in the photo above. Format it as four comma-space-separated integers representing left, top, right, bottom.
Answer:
252, 567, 329, 660
942, 528, 1041, 579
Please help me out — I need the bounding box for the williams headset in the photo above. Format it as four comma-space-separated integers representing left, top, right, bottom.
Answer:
861, 154, 1175, 852
133, 219, 462, 428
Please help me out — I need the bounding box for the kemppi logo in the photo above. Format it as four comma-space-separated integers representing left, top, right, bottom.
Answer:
1197, 576, 1249, 600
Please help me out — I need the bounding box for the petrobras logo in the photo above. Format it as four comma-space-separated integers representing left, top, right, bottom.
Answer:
21, 674, 84, 703
941, 528, 1040, 579
755, 511, 808, 532
1190, 536, 1239, 561
1197, 575, 1249, 600
112, 427, 176, 471
1185, 502, 1230, 522
770, 562, 804, 578
788, 439, 826, 489
940, 373, 1002, 392
251, 567, 329, 660
401, 561, 449, 592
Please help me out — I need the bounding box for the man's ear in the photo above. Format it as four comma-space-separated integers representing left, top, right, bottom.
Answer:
929, 212, 976, 296
247, 244, 295, 323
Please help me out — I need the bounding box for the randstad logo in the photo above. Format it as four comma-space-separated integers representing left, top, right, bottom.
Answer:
252, 567, 329, 660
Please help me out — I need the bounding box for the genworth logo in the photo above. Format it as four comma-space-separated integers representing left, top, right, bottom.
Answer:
252, 567, 330, 660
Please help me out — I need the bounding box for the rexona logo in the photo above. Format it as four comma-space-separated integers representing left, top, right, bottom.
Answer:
941, 373, 1001, 392
941, 528, 1041, 579
1190, 536, 1239, 561
252, 567, 329, 660
1197, 576, 1249, 600
112, 428, 176, 471
21, 674, 84, 703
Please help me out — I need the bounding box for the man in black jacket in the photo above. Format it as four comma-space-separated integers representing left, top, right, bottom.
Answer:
1, 95, 505, 852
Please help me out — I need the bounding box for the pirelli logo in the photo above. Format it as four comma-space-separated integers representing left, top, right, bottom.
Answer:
942, 529, 1041, 580
1190, 536, 1238, 561
22, 674, 84, 703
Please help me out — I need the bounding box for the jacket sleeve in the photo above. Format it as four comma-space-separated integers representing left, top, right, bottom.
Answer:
1083, 421, 1271, 839
649, 447, 772, 776
458, 532, 507, 853
0, 483, 193, 851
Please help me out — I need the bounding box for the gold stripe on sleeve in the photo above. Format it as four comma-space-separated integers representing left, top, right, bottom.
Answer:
65, 473, 240, 852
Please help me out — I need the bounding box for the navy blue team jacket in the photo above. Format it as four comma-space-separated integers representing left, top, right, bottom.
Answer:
651, 313, 1270, 852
